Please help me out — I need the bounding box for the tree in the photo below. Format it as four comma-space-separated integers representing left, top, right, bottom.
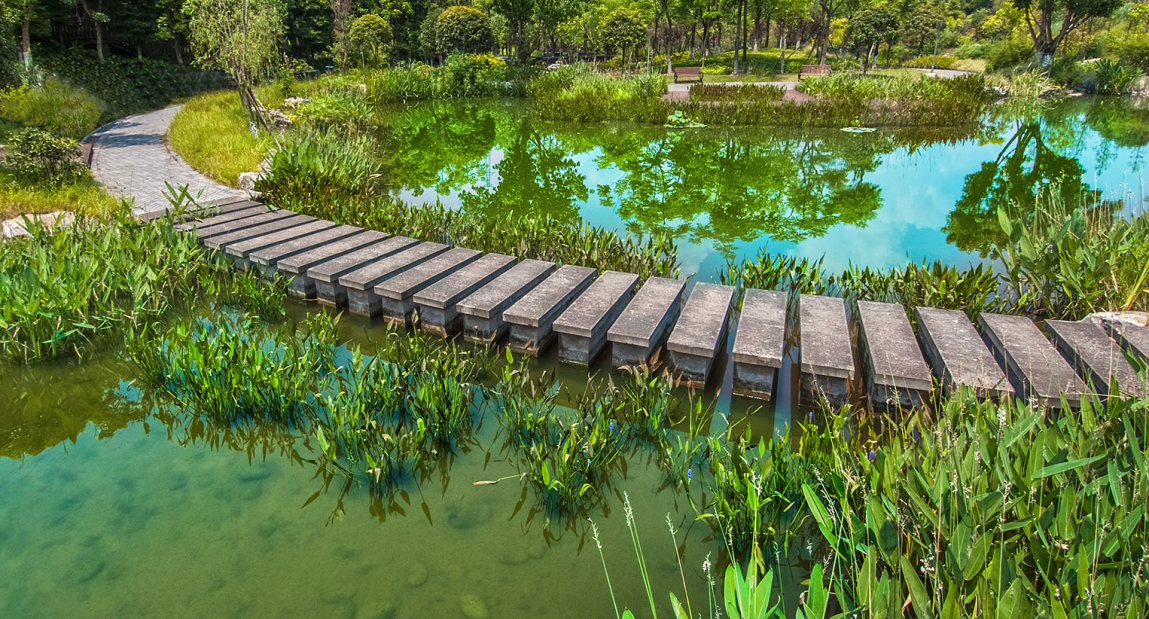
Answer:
183, 0, 285, 143
600, 7, 646, 67
349, 13, 393, 66
4, 0, 37, 66
156, 0, 190, 64
491, 0, 534, 60
1013, 0, 1122, 64
845, 6, 898, 73
435, 5, 493, 54
70, 0, 110, 62
330, 0, 352, 68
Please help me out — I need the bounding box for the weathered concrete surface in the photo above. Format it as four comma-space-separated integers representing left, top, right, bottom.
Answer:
915, 307, 1013, 400
730, 288, 786, 399
338, 242, 449, 316
139, 197, 261, 223
185, 210, 292, 239
413, 253, 516, 337
249, 224, 364, 271
1103, 321, 1149, 365
799, 294, 855, 407
856, 301, 934, 409
307, 236, 421, 308
275, 231, 391, 298
172, 202, 266, 228
667, 283, 735, 388
505, 265, 596, 355
607, 277, 686, 367
375, 248, 482, 327
1047, 319, 1146, 398
553, 271, 639, 364
458, 259, 556, 344
224, 220, 336, 268
978, 312, 1089, 408
202, 215, 315, 251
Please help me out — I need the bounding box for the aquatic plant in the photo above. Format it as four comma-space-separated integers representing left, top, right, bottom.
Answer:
689, 84, 785, 103
800, 388, 1149, 618
255, 130, 382, 206
263, 192, 681, 279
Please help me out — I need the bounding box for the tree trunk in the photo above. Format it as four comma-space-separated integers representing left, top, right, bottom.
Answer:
690, 22, 697, 59
741, 0, 749, 64
779, 29, 786, 73
753, 5, 761, 52
95, 22, 104, 62
174, 37, 184, 64
733, 0, 742, 74
21, 19, 30, 66
666, 11, 674, 74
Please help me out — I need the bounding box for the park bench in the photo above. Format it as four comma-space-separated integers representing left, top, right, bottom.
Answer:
672, 66, 703, 83
799, 64, 832, 79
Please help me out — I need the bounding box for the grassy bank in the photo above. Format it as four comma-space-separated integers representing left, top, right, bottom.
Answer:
530, 65, 990, 126
0, 170, 117, 220
167, 89, 278, 186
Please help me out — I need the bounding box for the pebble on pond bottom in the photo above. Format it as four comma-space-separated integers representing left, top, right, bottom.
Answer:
459, 594, 489, 619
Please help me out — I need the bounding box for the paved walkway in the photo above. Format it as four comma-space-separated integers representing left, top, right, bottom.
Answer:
89, 106, 250, 216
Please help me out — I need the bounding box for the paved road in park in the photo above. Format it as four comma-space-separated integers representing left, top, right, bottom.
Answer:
89, 106, 250, 216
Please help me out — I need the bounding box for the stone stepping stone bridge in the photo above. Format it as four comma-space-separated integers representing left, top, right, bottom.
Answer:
160, 198, 1149, 410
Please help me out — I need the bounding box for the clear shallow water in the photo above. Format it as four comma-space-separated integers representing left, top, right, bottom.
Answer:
1, 306, 788, 619
379, 97, 1149, 276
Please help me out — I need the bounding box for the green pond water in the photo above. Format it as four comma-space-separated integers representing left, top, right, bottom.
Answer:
1, 305, 796, 619
376, 96, 1149, 276
6, 96, 1149, 618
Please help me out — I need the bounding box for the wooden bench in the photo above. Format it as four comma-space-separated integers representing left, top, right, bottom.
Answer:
799, 64, 832, 79
672, 66, 703, 83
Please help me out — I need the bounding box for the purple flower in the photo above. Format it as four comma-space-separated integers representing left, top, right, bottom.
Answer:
867, 450, 876, 462
687, 468, 693, 479
807, 411, 814, 422
609, 422, 615, 432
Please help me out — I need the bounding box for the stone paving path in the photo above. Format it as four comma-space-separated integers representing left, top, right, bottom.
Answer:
89, 106, 251, 216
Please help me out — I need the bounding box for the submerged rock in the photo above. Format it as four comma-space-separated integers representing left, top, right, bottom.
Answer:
446, 503, 492, 530
459, 594, 489, 619
498, 547, 530, 566
358, 601, 396, 619
405, 563, 428, 587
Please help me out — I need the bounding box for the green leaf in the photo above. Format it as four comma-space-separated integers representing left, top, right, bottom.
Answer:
803, 484, 838, 547
997, 206, 1013, 238
670, 593, 689, 619
623, 611, 636, 619
899, 556, 935, 619
803, 563, 828, 619
1033, 454, 1105, 479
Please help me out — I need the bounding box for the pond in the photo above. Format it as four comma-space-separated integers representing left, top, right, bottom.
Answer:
5, 96, 1149, 619
378, 96, 1149, 276
1, 305, 773, 619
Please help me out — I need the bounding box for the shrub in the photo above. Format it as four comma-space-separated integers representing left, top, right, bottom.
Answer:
3, 127, 87, 185
1110, 32, 1149, 72
35, 47, 226, 121
295, 93, 374, 132
529, 64, 666, 122
985, 34, 1035, 71
903, 54, 957, 69
699, 65, 731, 75
366, 64, 440, 102
442, 53, 507, 96
435, 6, 494, 54
0, 78, 105, 139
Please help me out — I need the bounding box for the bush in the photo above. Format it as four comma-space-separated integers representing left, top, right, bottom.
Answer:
294, 93, 373, 132
3, 127, 87, 185
1110, 32, 1149, 72
985, 35, 1036, 71
528, 64, 666, 122
903, 54, 957, 69
35, 47, 226, 121
435, 6, 493, 54
700, 65, 731, 75
0, 78, 106, 139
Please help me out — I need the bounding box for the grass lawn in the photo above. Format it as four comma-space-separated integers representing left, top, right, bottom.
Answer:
168, 89, 278, 187
0, 169, 119, 220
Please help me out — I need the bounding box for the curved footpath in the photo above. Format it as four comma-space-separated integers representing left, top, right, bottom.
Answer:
89, 106, 250, 216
